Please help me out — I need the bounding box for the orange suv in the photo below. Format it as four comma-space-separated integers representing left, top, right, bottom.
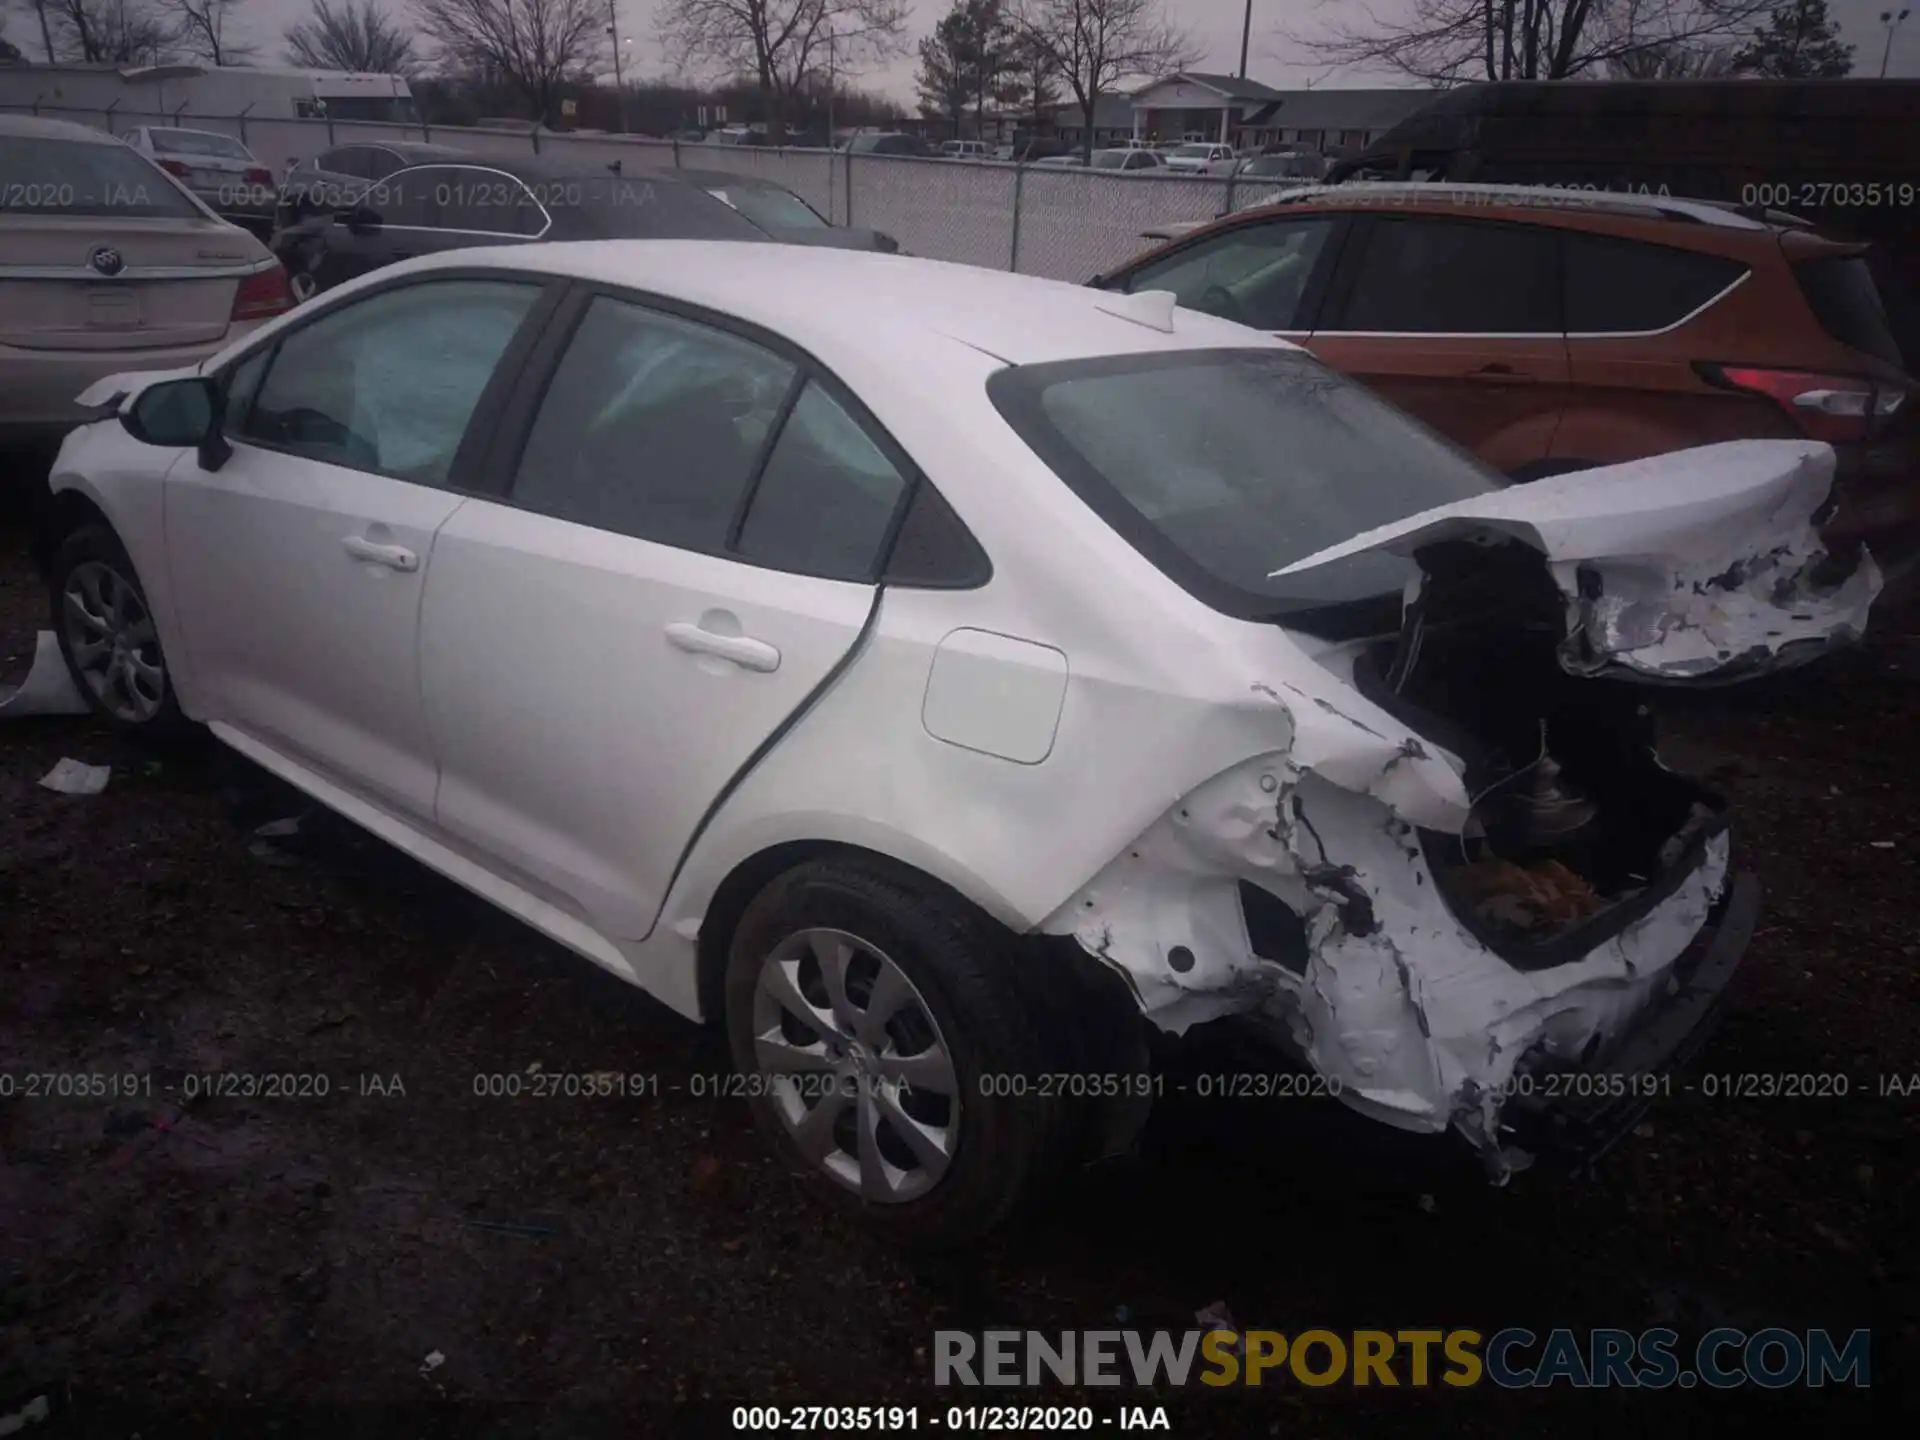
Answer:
1094, 182, 1918, 565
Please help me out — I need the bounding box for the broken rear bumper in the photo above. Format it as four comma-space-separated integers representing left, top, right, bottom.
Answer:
1497, 871, 1760, 1171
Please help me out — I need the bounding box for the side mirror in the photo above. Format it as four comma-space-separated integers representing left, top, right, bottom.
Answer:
338, 205, 381, 235
121, 377, 231, 470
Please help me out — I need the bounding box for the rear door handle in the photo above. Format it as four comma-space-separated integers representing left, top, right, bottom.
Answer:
342, 535, 419, 571
665, 622, 781, 673
1465, 364, 1535, 384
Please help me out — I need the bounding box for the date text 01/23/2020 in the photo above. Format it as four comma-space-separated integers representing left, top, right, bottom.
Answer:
731, 1405, 1173, 1431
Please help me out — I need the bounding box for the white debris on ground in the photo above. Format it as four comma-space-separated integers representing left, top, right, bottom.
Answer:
0, 632, 89, 718
37, 758, 111, 796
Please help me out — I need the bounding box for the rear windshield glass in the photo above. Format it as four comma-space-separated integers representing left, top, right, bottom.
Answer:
1795, 255, 1903, 368
988, 348, 1500, 618
0, 137, 203, 218
151, 130, 251, 159
715, 183, 825, 231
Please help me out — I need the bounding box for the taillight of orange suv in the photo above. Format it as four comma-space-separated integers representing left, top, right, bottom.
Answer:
1694, 364, 1909, 446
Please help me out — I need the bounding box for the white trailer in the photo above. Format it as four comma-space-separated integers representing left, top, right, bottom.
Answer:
0, 63, 416, 126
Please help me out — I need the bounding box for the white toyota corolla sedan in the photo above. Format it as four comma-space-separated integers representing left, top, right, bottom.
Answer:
44, 242, 1879, 1244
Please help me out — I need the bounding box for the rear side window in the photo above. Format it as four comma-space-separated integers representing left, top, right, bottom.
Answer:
1793, 255, 1903, 367
735, 381, 910, 581
319, 148, 372, 179
0, 137, 202, 219
510, 296, 796, 552
1562, 234, 1747, 334
1327, 217, 1559, 333
427, 167, 545, 236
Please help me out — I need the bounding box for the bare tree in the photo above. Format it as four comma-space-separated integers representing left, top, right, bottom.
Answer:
410, 0, 603, 123
44, 0, 174, 62
285, 0, 416, 70
1605, 35, 1733, 73
658, 0, 910, 141
1292, 0, 1775, 84
1015, 0, 1196, 162
159, 0, 253, 63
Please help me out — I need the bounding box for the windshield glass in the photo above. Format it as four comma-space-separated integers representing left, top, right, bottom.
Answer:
151, 130, 252, 159
1171, 144, 1212, 158
988, 348, 1500, 616
0, 137, 203, 218
1091, 151, 1134, 169
716, 183, 826, 230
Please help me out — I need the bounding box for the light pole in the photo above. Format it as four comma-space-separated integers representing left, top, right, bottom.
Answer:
1238, 0, 1253, 79
606, 2, 629, 132
1881, 10, 1911, 78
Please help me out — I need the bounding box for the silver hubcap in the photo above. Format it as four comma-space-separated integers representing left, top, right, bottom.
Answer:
63, 560, 164, 723
752, 927, 961, 1203
291, 272, 316, 301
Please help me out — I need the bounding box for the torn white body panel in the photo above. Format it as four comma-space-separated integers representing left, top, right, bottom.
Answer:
1044, 753, 1729, 1167
1275, 440, 1881, 682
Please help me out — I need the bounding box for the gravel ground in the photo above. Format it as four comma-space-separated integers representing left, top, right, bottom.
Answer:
0, 473, 1908, 1438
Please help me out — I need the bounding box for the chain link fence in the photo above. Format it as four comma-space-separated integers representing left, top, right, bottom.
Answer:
8, 103, 1299, 282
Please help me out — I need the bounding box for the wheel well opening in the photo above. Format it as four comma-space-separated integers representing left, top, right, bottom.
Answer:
33, 491, 113, 576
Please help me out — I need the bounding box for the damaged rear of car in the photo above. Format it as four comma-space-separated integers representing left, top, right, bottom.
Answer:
991, 346, 1876, 1180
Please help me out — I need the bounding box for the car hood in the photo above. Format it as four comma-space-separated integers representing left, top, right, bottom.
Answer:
1272, 439, 1881, 684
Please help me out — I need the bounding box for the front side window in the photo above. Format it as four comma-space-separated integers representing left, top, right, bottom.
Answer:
240, 279, 540, 485
0, 137, 202, 218
511, 297, 796, 552
1327, 217, 1560, 333
989, 347, 1499, 617
1122, 218, 1335, 331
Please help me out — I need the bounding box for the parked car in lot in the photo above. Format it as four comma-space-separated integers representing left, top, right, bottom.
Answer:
0, 115, 291, 449
1097, 182, 1919, 565
43, 243, 1876, 1241
847, 132, 928, 157
1033, 154, 1083, 168
1163, 142, 1234, 173
938, 140, 991, 159
275, 140, 473, 230
269, 155, 765, 299
659, 167, 901, 253
120, 126, 278, 235
1091, 148, 1165, 171
1206, 150, 1327, 181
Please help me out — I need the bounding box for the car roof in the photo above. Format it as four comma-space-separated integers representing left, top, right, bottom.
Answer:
388, 241, 1278, 371
1252, 180, 1771, 230
330, 140, 470, 161
0, 114, 122, 144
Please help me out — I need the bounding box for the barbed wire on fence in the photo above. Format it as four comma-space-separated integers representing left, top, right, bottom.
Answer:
3, 102, 1276, 283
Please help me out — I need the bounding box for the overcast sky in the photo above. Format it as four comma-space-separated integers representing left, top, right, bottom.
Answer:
8, 0, 1918, 97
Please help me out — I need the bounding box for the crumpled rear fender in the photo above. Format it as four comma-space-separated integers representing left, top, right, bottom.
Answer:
1043, 751, 1729, 1172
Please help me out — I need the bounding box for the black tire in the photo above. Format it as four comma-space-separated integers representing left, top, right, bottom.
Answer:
47, 523, 188, 735
724, 857, 1067, 1248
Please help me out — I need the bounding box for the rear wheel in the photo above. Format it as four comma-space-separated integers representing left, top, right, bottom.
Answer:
48, 524, 184, 733
724, 858, 1065, 1247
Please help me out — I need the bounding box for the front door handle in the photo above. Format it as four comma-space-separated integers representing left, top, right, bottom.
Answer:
665, 622, 781, 672
342, 535, 419, 571
1465, 364, 1535, 384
